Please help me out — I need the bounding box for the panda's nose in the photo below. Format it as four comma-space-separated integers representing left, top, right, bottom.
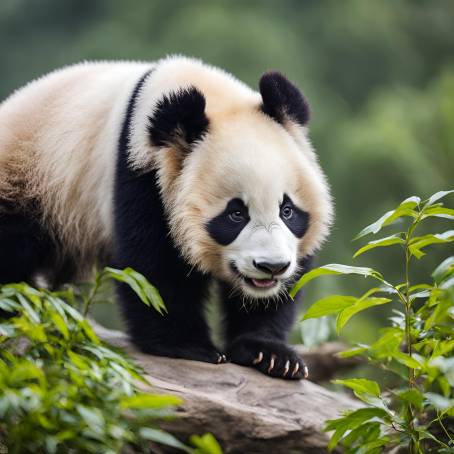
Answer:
253, 260, 290, 276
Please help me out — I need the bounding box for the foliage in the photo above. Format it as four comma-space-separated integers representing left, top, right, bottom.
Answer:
291, 190, 454, 453
0, 269, 222, 454
1, 0, 454, 322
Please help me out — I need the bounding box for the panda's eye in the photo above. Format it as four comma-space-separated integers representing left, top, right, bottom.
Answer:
281, 206, 293, 220
229, 210, 245, 223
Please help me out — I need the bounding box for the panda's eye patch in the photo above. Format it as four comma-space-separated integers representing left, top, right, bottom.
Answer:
206, 198, 250, 246
280, 194, 309, 238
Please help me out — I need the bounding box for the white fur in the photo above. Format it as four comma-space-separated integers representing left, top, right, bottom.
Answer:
0, 56, 333, 290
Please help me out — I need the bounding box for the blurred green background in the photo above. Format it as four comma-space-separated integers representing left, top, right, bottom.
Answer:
1, 0, 453, 345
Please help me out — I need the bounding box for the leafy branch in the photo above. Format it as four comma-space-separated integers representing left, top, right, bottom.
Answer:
291, 190, 454, 453
0, 268, 221, 454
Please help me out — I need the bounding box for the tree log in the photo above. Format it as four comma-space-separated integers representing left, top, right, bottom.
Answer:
94, 323, 361, 453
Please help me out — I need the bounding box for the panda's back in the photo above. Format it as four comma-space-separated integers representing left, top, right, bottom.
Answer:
0, 61, 152, 260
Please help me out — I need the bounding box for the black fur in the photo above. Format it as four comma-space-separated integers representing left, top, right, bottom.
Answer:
280, 194, 310, 238
259, 71, 310, 126
0, 207, 54, 286
206, 198, 250, 246
147, 86, 209, 148
115, 72, 223, 363
0, 202, 79, 296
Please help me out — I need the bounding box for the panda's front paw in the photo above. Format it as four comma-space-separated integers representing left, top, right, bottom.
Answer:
227, 336, 308, 380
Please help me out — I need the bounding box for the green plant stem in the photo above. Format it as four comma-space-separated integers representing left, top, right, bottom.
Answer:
437, 411, 454, 446
403, 209, 424, 454
82, 270, 104, 317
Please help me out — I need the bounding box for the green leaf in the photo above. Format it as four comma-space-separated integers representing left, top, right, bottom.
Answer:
76, 405, 105, 432
336, 297, 391, 333
105, 267, 167, 315
354, 438, 390, 454
190, 433, 223, 454
332, 378, 381, 397
10, 362, 45, 386
290, 264, 385, 298
325, 408, 387, 451
120, 393, 182, 409
432, 257, 454, 283
425, 189, 454, 206
397, 389, 424, 411
341, 421, 381, 448
49, 311, 70, 340
16, 293, 40, 323
353, 234, 405, 258
302, 296, 357, 320
421, 206, 454, 220
409, 231, 454, 259
139, 427, 192, 453
391, 351, 422, 369
354, 196, 420, 240
337, 344, 369, 358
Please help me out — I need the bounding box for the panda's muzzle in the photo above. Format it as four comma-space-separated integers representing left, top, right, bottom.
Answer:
252, 260, 290, 276
230, 262, 281, 290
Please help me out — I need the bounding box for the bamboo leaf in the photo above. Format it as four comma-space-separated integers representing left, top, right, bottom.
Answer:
391, 351, 422, 369
336, 297, 392, 333
432, 257, 454, 283
425, 190, 454, 206
105, 267, 167, 315
139, 428, 192, 453
123, 268, 167, 315
325, 408, 387, 451
397, 389, 424, 410
290, 264, 385, 298
409, 231, 454, 259
353, 234, 405, 258
421, 206, 454, 221
121, 394, 182, 409
332, 378, 381, 397
302, 296, 357, 320
337, 344, 369, 358
354, 196, 420, 240
49, 311, 70, 340
190, 433, 223, 454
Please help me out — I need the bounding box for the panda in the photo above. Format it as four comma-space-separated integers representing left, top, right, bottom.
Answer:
0, 56, 333, 379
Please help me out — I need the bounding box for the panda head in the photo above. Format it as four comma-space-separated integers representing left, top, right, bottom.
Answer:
147, 69, 333, 299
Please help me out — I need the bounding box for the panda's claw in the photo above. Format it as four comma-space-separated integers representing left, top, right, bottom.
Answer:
217, 353, 227, 364
252, 351, 263, 364
291, 361, 300, 378
303, 365, 309, 379
283, 360, 290, 377
268, 354, 276, 374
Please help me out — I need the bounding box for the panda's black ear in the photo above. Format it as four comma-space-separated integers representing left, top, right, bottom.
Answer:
259, 71, 310, 126
148, 86, 209, 149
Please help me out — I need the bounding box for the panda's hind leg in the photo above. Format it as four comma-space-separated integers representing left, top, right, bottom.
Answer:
0, 208, 55, 286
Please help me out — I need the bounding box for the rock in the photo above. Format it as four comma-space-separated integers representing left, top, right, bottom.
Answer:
94, 323, 361, 453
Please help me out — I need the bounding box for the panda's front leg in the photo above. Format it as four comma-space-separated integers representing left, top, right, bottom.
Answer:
113, 171, 226, 364
117, 274, 227, 364
220, 283, 308, 380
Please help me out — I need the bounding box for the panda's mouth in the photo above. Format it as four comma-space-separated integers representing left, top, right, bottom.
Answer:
230, 263, 279, 290
245, 277, 278, 289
